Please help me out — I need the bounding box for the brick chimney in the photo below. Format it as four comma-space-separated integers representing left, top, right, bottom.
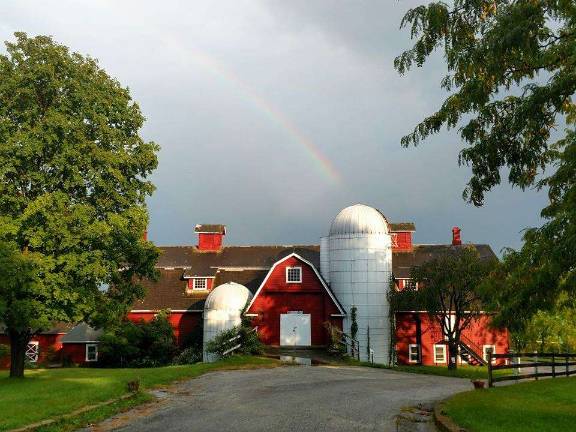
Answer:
143, 230, 148, 241
195, 224, 226, 251
452, 227, 462, 246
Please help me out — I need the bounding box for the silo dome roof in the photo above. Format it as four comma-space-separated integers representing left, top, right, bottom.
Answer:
204, 282, 253, 312
329, 204, 389, 235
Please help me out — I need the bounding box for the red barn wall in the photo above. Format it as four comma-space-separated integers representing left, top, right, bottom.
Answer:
247, 256, 342, 346
0, 334, 65, 369
127, 311, 202, 345
197, 233, 223, 251
61, 343, 90, 365
392, 232, 413, 251
187, 278, 214, 291
395, 312, 509, 366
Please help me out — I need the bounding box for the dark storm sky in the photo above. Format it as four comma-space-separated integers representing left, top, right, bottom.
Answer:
0, 1, 548, 254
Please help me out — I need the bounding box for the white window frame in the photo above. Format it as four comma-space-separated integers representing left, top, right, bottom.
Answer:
408, 344, 420, 363
434, 344, 447, 364
192, 278, 208, 291
285, 266, 302, 283
26, 341, 39, 363
85, 344, 98, 362
483, 345, 496, 364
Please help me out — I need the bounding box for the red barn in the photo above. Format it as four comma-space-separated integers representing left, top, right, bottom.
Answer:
0, 207, 510, 368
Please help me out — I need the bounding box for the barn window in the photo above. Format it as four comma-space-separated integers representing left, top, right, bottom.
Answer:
434, 344, 446, 363
483, 345, 496, 363
286, 267, 302, 283
408, 344, 420, 363
86, 344, 98, 362
26, 342, 39, 363
192, 278, 207, 290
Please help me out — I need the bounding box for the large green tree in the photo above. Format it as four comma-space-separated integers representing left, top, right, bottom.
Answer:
0, 33, 159, 377
395, 1, 576, 323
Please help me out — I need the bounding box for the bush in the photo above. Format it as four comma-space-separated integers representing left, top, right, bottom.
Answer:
99, 310, 178, 367
205, 324, 263, 359
173, 346, 202, 365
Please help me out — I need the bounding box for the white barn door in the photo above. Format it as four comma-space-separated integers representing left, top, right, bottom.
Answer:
280, 313, 311, 347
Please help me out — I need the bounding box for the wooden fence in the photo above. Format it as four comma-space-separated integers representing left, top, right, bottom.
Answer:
488, 352, 576, 387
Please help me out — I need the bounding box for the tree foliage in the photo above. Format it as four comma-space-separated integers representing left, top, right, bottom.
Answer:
513, 293, 576, 353
206, 305, 263, 359
390, 247, 497, 369
0, 33, 159, 376
396, 1, 576, 323
98, 311, 177, 367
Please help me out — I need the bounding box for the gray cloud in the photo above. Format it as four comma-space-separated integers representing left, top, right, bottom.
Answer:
0, 0, 547, 254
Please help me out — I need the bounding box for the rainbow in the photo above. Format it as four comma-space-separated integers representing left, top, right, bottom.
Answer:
168, 42, 341, 184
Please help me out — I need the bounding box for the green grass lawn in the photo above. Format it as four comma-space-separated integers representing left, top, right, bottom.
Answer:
443, 377, 576, 432
0, 355, 278, 432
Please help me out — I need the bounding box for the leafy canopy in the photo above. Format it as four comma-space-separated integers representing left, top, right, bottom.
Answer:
0, 32, 159, 334
396, 1, 576, 322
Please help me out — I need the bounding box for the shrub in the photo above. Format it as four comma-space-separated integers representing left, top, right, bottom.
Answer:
99, 310, 178, 367
173, 346, 202, 365
205, 324, 263, 359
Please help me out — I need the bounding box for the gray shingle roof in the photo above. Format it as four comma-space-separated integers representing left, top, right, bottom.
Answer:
60, 323, 103, 343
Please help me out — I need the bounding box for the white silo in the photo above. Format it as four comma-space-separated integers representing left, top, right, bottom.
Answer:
327, 204, 393, 364
203, 282, 253, 363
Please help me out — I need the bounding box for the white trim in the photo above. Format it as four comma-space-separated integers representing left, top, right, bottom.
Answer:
192, 278, 208, 291
434, 344, 447, 364
26, 341, 39, 363
62, 341, 100, 344
245, 313, 258, 317
215, 267, 270, 271
285, 266, 302, 283
408, 344, 420, 363
182, 275, 216, 280
483, 345, 496, 363
330, 314, 345, 317
246, 253, 346, 315
85, 343, 98, 362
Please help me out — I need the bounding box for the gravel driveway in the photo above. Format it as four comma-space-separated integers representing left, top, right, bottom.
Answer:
87, 365, 470, 432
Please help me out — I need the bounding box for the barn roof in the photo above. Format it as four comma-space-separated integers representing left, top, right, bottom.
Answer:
389, 222, 416, 232
392, 244, 496, 278
157, 245, 320, 275
134, 268, 208, 311
194, 224, 226, 234
60, 323, 103, 343
134, 243, 496, 311
213, 269, 269, 294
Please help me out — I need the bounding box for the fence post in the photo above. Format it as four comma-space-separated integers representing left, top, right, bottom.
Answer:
487, 351, 493, 388
552, 353, 556, 378
534, 351, 538, 380
567, 356, 570, 377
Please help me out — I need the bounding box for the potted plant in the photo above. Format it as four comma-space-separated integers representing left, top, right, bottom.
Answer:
471, 379, 485, 389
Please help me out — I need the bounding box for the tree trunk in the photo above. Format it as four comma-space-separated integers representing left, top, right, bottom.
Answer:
448, 341, 459, 370
9, 329, 30, 378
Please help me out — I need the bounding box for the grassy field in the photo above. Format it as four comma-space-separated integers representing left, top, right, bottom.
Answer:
443, 377, 576, 432
0, 356, 278, 432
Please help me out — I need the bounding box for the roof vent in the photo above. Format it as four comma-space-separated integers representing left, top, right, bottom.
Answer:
195, 224, 226, 251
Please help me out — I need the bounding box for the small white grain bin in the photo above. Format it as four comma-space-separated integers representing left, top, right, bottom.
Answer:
202, 282, 253, 362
